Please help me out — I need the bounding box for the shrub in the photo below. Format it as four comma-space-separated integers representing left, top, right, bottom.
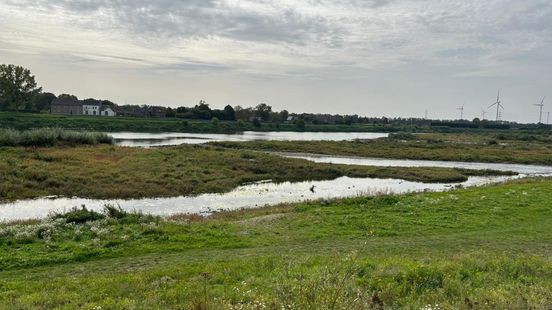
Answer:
51, 206, 105, 224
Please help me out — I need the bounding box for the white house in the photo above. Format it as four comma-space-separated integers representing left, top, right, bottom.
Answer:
101, 106, 116, 116
82, 104, 116, 116
83, 104, 100, 116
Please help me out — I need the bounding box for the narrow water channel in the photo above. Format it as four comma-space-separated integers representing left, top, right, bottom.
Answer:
0, 175, 522, 221
111, 131, 389, 147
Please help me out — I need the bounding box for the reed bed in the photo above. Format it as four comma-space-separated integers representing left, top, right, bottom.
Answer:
0, 128, 113, 147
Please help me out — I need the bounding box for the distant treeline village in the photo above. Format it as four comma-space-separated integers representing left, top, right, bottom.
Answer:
0, 64, 549, 129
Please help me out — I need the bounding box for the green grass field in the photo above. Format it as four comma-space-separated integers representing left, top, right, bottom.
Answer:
0, 144, 508, 201
1, 178, 551, 309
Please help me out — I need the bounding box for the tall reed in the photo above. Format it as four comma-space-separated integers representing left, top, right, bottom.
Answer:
0, 128, 113, 147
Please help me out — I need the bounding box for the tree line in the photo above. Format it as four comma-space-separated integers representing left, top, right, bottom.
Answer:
2, 63, 542, 130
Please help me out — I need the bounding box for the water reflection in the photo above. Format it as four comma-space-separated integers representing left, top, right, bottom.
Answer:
0, 175, 521, 221
279, 153, 552, 175
111, 131, 389, 147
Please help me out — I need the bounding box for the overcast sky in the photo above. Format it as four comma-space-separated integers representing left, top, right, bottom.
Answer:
1, 0, 550, 122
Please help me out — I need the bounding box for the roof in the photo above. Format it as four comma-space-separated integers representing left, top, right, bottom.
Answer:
51, 98, 82, 106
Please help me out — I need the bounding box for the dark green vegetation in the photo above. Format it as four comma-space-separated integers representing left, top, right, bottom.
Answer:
0, 128, 113, 147
1, 179, 551, 308
214, 131, 552, 165
0, 144, 505, 201
0, 64, 42, 111
0, 112, 396, 133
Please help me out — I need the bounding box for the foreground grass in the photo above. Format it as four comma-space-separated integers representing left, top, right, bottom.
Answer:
0, 179, 551, 308
213, 132, 552, 165
0, 144, 507, 201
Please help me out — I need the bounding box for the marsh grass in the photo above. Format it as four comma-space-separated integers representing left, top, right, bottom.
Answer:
0, 128, 113, 147
212, 132, 552, 165
0, 144, 510, 201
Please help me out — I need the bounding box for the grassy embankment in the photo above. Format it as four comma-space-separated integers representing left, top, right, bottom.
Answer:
0, 112, 398, 133
213, 132, 552, 165
0, 178, 551, 308
0, 144, 508, 201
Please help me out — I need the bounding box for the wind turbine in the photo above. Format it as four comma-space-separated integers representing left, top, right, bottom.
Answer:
488, 90, 504, 121
457, 104, 465, 120
534, 97, 545, 124
481, 108, 487, 120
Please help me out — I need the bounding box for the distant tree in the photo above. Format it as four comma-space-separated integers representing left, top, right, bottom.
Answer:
166, 107, 176, 118
101, 100, 116, 107
255, 103, 272, 121
295, 119, 305, 130
211, 117, 220, 126
223, 105, 236, 121
279, 110, 289, 122
234, 106, 253, 121
252, 118, 261, 128
58, 93, 78, 101
192, 100, 212, 119
33, 92, 56, 111
0, 64, 42, 111
344, 116, 353, 126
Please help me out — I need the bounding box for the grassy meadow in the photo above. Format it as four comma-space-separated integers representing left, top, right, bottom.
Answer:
213, 131, 552, 165
0, 144, 509, 201
0, 178, 551, 308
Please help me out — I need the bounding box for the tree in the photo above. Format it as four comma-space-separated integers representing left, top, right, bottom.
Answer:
255, 103, 272, 121
279, 110, 289, 123
0, 64, 42, 111
295, 119, 305, 130
252, 118, 261, 127
211, 117, 220, 126
223, 105, 235, 121
33, 92, 56, 111
58, 93, 78, 101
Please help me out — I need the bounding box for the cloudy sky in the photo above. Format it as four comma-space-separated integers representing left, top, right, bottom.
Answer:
1, 0, 551, 122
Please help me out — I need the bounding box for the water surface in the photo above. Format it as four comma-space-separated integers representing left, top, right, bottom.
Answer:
111, 131, 388, 147
279, 153, 552, 175
0, 175, 521, 221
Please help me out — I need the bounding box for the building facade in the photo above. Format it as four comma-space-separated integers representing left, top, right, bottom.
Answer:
50, 98, 83, 115
51, 98, 116, 117
83, 104, 100, 116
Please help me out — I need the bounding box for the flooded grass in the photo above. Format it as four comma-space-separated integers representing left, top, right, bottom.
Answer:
0, 144, 509, 201
0, 179, 551, 308
212, 132, 552, 165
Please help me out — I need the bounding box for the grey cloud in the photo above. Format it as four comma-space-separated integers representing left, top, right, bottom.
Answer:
4, 0, 345, 47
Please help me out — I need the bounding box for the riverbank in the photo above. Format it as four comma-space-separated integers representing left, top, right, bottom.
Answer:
1, 178, 551, 308
213, 133, 552, 165
0, 144, 508, 201
0, 112, 397, 133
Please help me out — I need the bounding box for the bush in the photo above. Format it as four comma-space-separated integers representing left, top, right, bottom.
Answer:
51, 206, 105, 224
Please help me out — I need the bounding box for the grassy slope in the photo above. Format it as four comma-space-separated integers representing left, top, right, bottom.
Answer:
0, 145, 506, 201
0, 179, 551, 308
0, 112, 394, 133
213, 133, 552, 165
